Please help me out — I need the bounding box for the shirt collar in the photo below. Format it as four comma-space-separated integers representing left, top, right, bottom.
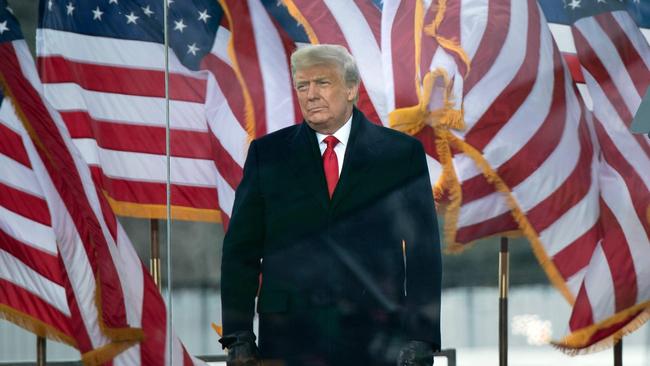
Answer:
315, 114, 353, 147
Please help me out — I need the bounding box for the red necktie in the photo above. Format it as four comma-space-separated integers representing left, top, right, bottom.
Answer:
322, 136, 339, 198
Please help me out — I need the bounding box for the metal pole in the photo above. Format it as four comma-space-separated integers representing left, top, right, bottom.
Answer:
163, 0, 174, 364
150, 219, 161, 290
614, 339, 622, 366
499, 237, 509, 366
36, 336, 46, 366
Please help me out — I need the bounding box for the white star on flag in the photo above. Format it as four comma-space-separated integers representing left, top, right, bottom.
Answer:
174, 19, 187, 32
0, 20, 8, 35
142, 5, 154, 17
92, 7, 103, 21
66, 2, 74, 15
187, 43, 199, 55
125, 12, 139, 24
198, 9, 211, 23
568, 0, 581, 10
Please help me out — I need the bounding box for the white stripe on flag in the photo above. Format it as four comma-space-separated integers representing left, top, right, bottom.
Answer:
42, 83, 207, 132
248, 0, 296, 133
0, 249, 69, 316
0, 205, 57, 255
583, 244, 616, 324
541, 174, 600, 258
459, 0, 489, 61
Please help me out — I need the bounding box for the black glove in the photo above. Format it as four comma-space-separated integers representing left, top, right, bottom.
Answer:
219, 331, 262, 366
396, 340, 434, 366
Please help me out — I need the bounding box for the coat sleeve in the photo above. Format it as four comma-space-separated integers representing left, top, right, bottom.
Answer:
220, 140, 265, 336
402, 140, 442, 350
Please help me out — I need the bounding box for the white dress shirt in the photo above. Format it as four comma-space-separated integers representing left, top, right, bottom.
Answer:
315, 114, 352, 176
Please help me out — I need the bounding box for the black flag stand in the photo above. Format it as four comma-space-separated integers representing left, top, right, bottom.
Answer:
614, 339, 623, 366
499, 237, 509, 366
36, 335, 45, 366
150, 219, 161, 290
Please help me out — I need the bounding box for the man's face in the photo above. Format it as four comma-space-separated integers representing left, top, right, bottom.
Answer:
294, 64, 358, 134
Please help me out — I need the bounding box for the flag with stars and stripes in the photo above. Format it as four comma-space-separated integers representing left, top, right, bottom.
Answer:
539, 0, 650, 352
0, 2, 207, 364
380, 0, 649, 352
37, 0, 305, 227
38, 0, 222, 224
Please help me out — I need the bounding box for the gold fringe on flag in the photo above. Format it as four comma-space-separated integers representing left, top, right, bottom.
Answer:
553, 303, 650, 354
104, 191, 222, 223
423, 0, 471, 77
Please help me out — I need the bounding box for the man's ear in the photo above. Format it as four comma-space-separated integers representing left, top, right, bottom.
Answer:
347, 83, 360, 102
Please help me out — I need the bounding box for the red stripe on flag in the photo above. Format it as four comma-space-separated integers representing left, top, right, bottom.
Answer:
585, 310, 644, 346
420, 6, 440, 79
90, 167, 219, 210
595, 12, 650, 98
139, 266, 166, 365
38, 56, 206, 103
208, 132, 243, 189
552, 223, 599, 281
599, 198, 638, 312
60, 111, 213, 159
414, 125, 439, 160
0, 122, 31, 168
562, 52, 584, 83
569, 283, 594, 330
465, 0, 541, 151
354, 0, 381, 42
456, 213, 518, 244
0, 278, 73, 339
0, 43, 129, 331
0, 183, 51, 226
463, 0, 511, 94
182, 346, 194, 366
0, 230, 63, 286
201, 54, 248, 130
391, 0, 419, 107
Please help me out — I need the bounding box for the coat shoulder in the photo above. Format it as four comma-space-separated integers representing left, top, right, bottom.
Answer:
253, 124, 301, 149
366, 120, 424, 154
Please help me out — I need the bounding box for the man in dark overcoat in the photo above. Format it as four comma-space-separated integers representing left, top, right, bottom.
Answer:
219, 44, 442, 366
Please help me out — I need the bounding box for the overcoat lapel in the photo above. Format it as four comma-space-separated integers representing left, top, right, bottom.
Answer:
330, 109, 379, 212
286, 122, 330, 210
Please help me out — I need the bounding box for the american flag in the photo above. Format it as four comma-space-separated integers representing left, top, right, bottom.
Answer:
38, 0, 225, 223
381, 0, 649, 352
17, 0, 650, 355
539, 0, 650, 352
0, 2, 206, 364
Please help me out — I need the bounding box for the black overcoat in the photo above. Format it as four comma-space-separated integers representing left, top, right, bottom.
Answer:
221, 108, 441, 366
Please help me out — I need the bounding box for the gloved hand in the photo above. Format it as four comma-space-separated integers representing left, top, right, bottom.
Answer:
396, 340, 434, 366
219, 331, 262, 366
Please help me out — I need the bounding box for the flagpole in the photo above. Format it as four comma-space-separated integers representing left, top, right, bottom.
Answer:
150, 219, 161, 290
499, 237, 509, 366
163, 0, 174, 363
36, 336, 46, 366
614, 339, 622, 366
